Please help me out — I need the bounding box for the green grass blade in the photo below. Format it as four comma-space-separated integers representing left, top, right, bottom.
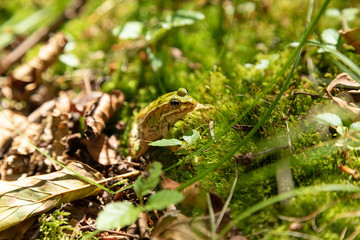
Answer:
309, 42, 360, 80
328, 55, 360, 82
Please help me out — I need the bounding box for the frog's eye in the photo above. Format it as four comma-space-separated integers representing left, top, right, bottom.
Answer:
170, 98, 181, 108
177, 88, 188, 97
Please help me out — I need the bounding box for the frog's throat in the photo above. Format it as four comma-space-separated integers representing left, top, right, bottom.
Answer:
159, 102, 197, 123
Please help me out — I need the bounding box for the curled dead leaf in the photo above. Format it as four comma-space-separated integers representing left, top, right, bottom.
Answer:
151, 210, 232, 240
326, 73, 360, 96
161, 177, 181, 190
0, 216, 37, 240
325, 73, 360, 117
82, 133, 120, 165
181, 182, 224, 214
339, 27, 360, 54
84, 90, 124, 140
0, 110, 29, 157
1, 122, 42, 180
8, 33, 67, 101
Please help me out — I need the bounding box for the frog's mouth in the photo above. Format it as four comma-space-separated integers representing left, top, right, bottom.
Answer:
161, 101, 197, 123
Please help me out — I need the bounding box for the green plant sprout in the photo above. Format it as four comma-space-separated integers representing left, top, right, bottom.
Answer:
95, 162, 183, 230
149, 129, 201, 155
315, 113, 360, 150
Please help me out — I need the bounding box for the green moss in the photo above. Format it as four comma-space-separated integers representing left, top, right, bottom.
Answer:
37, 209, 85, 240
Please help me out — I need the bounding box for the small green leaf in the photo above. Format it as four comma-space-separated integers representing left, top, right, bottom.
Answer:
321, 28, 339, 45
96, 201, 141, 230
146, 47, 163, 72
149, 138, 183, 147
183, 129, 200, 146
315, 113, 343, 127
342, 8, 359, 21
336, 126, 346, 136
162, 10, 205, 29
144, 190, 184, 211
350, 122, 360, 132
134, 162, 163, 199
59, 54, 80, 67
174, 9, 205, 20
118, 21, 144, 40
237, 2, 256, 14
325, 8, 342, 18
255, 59, 270, 70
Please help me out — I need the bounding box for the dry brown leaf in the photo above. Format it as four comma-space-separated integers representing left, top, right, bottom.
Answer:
0, 110, 29, 157
27, 99, 56, 123
10, 33, 67, 90
332, 96, 360, 114
83, 133, 120, 165
55, 91, 73, 115
1, 113, 71, 181
8, 123, 42, 156
339, 28, 360, 54
161, 177, 181, 190
161, 179, 224, 214
0, 161, 103, 232
325, 73, 360, 117
5, 33, 67, 103
0, 216, 37, 240
29, 113, 71, 173
1, 122, 42, 180
326, 73, 360, 96
27, 91, 77, 123
181, 182, 224, 214
151, 211, 208, 240
71, 90, 103, 113
151, 210, 231, 240
83, 90, 124, 140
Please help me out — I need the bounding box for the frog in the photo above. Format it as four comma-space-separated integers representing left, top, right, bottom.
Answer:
128, 88, 198, 160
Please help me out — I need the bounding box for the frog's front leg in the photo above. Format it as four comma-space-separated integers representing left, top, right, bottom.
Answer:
129, 122, 150, 160
160, 121, 183, 152
160, 121, 171, 139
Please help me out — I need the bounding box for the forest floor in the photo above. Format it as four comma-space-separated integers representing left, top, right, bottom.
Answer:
1, 0, 360, 239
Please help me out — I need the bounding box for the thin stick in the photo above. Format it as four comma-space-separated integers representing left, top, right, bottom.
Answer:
138, 212, 149, 238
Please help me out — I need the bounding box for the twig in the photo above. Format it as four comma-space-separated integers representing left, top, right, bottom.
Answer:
215, 164, 237, 230
0, 0, 87, 74
101, 229, 140, 239
138, 212, 150, 238
293, 91, 326, 99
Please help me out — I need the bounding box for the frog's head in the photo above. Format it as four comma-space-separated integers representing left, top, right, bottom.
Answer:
157, 88, 197, 124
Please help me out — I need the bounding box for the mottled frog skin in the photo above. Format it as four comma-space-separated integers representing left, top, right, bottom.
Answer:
129, 88, 197, 159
